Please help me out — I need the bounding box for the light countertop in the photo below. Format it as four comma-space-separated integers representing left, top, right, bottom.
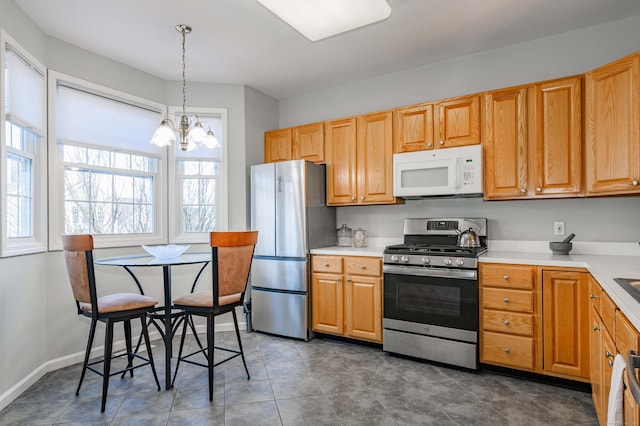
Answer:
310, 245, 386, 257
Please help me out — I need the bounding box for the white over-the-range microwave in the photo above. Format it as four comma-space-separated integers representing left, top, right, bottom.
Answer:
393, 145, 483, 198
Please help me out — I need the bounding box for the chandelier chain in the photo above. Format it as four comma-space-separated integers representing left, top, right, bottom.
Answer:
181, 27, 187, 117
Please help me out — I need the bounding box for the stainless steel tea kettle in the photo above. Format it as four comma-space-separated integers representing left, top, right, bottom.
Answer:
458, 227, 481, 248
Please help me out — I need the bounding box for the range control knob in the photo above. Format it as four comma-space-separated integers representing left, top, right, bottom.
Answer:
390, 255, 399, 262
400, 255, 410, 263
444, 257, 453, 265
455, 258, 465, 266
421, 256, 431, 265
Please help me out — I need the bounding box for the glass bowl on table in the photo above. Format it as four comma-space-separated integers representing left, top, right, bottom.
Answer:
141, 244, 190, 259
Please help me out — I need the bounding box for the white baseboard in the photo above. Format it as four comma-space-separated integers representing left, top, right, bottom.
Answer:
0, 320, 244, 411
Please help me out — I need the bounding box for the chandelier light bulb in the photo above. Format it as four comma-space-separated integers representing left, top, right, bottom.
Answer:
188, 120, 207, 142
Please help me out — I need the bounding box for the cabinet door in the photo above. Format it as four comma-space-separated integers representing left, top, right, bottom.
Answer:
435, 95, 480, 148
532, 76, 583, 197
393, 103, 434, 152
344, 275, 382, 342
356, 111, 395, 204
602, 326, 616, 422
293, 122, 325, 163
265, 128, 292, 163
585, 53, 640, 195
590, 309, 603, 422
311, 272, 344, 335
483, 87, 529, 199
326, 118, 357, 205
542, 271, 590, 379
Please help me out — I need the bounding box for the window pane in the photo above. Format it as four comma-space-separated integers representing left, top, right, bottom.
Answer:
113, 152, 131, 170
91, 172, 113, 203
133, 177, 152, 204
182, 178, 199, 204
87, 148, 110, 167
114, 175, 134, 202
135, 204, 153, 233
6, 151, 33, 238
113, 203, 134, 233
200, 178, 216, 205
65, 169, 90, 200
65, 201, 90, 234
182, 161, 200, 175
6, 196, 18, 237
63, 145, 86, 163
92, 202, 113, 234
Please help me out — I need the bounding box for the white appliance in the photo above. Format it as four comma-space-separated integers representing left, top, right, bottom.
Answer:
393, 145, 483, 198
250, 160, 336, 340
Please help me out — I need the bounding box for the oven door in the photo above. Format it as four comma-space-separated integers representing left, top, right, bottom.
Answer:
383, 265, 478, 333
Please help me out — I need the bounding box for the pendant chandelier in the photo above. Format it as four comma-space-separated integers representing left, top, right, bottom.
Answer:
150, 24, 220, 151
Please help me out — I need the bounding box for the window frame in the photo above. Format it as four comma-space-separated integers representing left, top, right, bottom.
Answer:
48, 71, 168, 250
0, 30, 48, 257
167, 106, 228, 244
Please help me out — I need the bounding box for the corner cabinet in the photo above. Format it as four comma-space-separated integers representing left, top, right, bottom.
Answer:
311, 255, 382, 343
326, 112, 397, 206
585, 52, 640, 196
483, 76, 583, 200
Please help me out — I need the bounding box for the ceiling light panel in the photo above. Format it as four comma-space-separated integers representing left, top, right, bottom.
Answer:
256, 0, 392, 41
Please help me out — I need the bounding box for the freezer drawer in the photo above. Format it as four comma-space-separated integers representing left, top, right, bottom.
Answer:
252, 289, 308, 340
251, 258, 307, 292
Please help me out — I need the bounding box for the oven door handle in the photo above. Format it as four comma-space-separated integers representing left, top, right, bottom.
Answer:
383, 265, 477, 280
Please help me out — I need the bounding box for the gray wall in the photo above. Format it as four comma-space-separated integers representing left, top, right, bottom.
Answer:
279, 16, 640, 244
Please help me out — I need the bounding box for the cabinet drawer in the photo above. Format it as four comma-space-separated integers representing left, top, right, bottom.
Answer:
482, 309, 534, 336
482, 288, 534, 313
481, 331, 535, 370
601, 291, 616, 334
589, 277, 603, 313
481, 264, 535, 289
344, 257, 381, 277
312, 255, 342, 274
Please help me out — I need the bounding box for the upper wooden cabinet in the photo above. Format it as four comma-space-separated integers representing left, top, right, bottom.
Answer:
393, 103, 434, 152
483, 76, 583, 200
434, 94, 481, 148
326, 112, 397, 206
292, 122, 325, 163
265, 122, 325, 164
585, 52, 640, 196
483, 86, 530, 199
264, 128, 292, 163
531, 77, 583, 198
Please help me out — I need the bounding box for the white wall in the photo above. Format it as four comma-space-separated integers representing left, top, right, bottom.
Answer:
279, 16, 640, 245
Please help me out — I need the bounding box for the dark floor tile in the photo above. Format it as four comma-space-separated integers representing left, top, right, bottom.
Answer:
54, 393, 125, 423
167, 406, 225, 425
172, 383, 224, 410
224, 379, 274, 405
0, 398, 70, 425
275, 395, 337, 425
439, 400, 507, 425
339, 415, 398, 426
265, 358, 311, 379
270, 376, 323, 400
224, 400, 282, 426
109, 412, 170, 425
324, 391, 387, 419
114, 388, 174, 417
530, 393, 599, 424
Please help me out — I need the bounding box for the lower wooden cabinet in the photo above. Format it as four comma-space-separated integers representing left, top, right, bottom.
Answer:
311, 255, 382, 343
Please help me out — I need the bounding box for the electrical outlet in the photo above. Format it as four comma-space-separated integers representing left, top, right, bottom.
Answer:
554, 221, 565, 236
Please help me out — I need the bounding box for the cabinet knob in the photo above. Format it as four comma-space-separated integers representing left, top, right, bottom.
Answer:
503, 320, 510, 326
439, 140, 444, 145
606, 351, 614, 358
360, 196, 365, 201
503, 275, 509, 280
632, 180, 638, 186
589, 294, 599, 299
609, 360, 614, 367
337, 278, 341, 282
503, 298, 510, 303
346, 278, 351, 282
536, 187, 542, 192
351, 196, 355, 201
360, 265, 366, 270
593, 325, 600, 331
520, 188, 527, 193
427, 142, 433, 147
504, 348, 511, 354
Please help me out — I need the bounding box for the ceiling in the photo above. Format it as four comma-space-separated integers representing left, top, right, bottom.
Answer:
13, 0, 640, 100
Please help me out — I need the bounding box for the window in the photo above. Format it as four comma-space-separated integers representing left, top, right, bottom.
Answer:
1, 31, 47, 256
48, 72, 167, 249
168, 107, 228, 243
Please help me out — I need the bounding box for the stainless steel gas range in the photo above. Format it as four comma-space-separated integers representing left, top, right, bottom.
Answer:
382, 217, 487, 370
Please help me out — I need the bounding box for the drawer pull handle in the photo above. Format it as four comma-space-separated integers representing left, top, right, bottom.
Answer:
323, 263, 330, 267
503, 275, 509, 280
360, 265, 366, 270
337, 278, 341, 282
504, 348, 511, 354
503, 298, 510, 303
503, 320, 510, 326
346, 278, 351, 282
606, 351, 614, 358
593, 325, 600, 331
589, 294, 598, 299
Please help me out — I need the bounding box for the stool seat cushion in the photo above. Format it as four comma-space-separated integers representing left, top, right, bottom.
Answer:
80, 293, 157, 313
173, 291, 241, 308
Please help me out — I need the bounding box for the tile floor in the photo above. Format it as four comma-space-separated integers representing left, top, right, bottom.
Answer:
0, 329, 599, 425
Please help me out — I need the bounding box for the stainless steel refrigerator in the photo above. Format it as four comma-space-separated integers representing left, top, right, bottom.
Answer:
250, 160, 336, 340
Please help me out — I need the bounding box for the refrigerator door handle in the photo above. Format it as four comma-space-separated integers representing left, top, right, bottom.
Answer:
277, 175, 283, 193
